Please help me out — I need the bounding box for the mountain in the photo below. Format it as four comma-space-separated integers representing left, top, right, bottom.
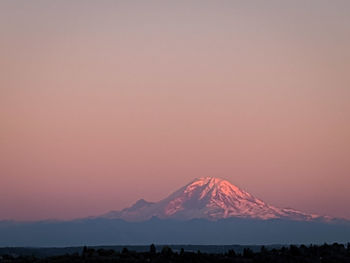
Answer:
103, 177, 325, 221
0, 177, 348, 246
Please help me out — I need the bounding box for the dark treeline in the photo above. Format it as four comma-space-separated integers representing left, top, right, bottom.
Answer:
1, 243, 350, 263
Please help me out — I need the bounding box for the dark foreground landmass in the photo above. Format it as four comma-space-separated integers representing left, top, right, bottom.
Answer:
1, 218, 350, 246
1, 243, 350, 263
0, 245, 277, 258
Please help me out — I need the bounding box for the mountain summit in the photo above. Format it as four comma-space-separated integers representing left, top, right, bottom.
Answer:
104, 177, 322, 221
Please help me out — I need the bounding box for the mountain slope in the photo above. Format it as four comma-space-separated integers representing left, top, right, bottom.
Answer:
104, 177, 324, 221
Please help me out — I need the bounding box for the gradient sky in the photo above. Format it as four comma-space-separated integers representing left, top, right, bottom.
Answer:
1, 0, 350, 221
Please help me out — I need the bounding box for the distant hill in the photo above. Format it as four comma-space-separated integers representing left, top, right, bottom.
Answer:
0, 217, 349, 247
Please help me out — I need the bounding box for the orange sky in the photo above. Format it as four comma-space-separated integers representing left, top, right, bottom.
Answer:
1, 0, 350, 221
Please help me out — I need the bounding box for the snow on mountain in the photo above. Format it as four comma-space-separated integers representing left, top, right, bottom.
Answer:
103, 177, 324, 221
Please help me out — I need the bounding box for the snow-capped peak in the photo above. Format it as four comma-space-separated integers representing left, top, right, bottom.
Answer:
184, 177, 253, 200
103, 177, 326, 222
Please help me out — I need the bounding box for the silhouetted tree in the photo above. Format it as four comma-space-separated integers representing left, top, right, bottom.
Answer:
289, 245, 300, 256
243, 248, 254, 258
122, 247, 129, 255
161, 246, 173, 257
227, 249, 236, 257
82, 247, 95, 258
97, 248, 114, 257
3, 242, 350, 263
82, 246, 88, 258
149, 243, 156, 255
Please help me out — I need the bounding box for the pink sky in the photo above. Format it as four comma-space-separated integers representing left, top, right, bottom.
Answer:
1, 1, 350, 221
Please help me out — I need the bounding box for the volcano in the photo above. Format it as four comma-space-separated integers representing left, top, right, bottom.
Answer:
0, 177, 346, 246
103, 177, 324, 221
